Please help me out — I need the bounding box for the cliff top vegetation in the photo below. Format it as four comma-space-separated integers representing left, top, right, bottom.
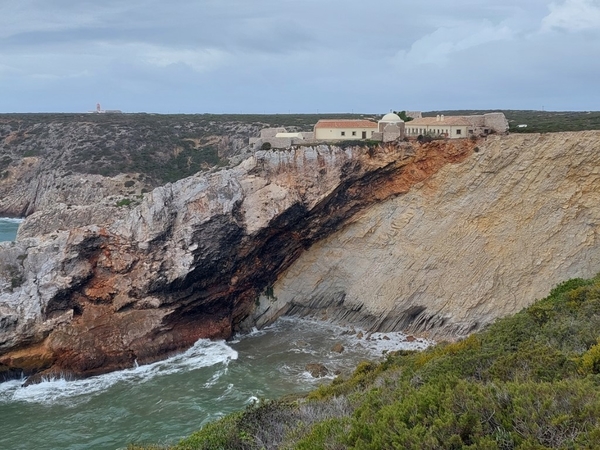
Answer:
0, 113, 369, 185
131, 273, 600, 449
1, 111, 598, 186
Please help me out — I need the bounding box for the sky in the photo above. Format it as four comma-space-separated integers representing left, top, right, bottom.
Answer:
1, 0, 599, 113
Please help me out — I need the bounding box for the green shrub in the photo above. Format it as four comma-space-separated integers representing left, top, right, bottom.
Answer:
175, 412, 245, 450
115, 198, 133, 207
579, 340, 600, 374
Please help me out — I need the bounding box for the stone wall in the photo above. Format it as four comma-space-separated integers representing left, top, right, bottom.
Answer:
260, 128, 287, 139
463, 113, 509, 135
406, 111, 423, 119
484, 113, 509, 133
464, 116, 485, 128
383, 123, 405, 142
408, 112, 509, 136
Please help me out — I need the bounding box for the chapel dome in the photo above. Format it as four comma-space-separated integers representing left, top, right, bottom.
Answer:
380, 112, 403, 123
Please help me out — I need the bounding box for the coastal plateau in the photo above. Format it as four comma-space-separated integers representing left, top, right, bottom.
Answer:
0, 113, 262, 219
1, 131, 599, 381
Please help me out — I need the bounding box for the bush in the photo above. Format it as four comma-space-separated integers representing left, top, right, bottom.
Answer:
579, 340, 600, 374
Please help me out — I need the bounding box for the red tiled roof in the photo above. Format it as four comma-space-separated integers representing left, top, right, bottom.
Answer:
314, 119, 378, 129
407, 116, 471, 126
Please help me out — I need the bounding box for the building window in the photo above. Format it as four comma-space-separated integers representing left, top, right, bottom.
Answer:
352, 131, 356, 136
341, 131, 346, 136
456, 129, 462, 135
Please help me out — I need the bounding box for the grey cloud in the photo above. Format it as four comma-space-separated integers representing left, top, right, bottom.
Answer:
1, 0, 599, 113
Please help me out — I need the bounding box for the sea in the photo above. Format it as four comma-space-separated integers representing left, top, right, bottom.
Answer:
0, 217, 429, 449
0, 317, 429, 450
0, 217, 21, 242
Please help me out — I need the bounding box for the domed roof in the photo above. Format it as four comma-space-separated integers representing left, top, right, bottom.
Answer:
380, 112, 403, 123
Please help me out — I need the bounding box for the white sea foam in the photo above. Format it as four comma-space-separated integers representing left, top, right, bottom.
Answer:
0, 339, 237, 406
229, 326, 267, 343
276, 317, 431, 356
203, 367, 229, 388
349, 331, 431, 354
0, 217, 24, 224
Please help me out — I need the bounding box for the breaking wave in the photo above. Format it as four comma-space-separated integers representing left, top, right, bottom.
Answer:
0, 339, 237, 406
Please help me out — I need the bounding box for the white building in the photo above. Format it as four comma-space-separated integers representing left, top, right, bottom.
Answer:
313, 119, 379, 140
405, 115, 470, 139
377, 113, 406, 142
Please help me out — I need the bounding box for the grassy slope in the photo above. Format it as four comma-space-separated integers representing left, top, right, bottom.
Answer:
133, 275, 600, 449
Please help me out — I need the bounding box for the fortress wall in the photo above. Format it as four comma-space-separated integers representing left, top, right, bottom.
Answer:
484, 113, 509, 133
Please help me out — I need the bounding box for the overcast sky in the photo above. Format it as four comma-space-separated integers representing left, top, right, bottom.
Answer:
1, 0, 599, 113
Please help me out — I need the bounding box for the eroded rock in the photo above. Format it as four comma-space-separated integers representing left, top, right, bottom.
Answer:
1, 140, 472, 380
249, 132, 600, 339
331, 343, 345, 353
305, 363, 329, 378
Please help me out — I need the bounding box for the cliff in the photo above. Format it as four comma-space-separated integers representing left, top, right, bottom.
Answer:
249, 132, 600, 336
1, 132, 599, 382
0, 139, 472, 381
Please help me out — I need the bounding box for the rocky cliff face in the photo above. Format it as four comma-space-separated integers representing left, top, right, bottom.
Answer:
0, 139, 473, 381
248, 132, 600, 338
1, 132, 599, 382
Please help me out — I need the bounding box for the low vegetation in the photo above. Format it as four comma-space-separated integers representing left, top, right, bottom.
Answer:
0, 113, 372, 186
131, 274, 600, 449
1, 111, 598, 188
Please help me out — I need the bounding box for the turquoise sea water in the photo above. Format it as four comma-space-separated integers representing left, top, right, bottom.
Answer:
0, 218, 21, 242
0, 318, 428, 449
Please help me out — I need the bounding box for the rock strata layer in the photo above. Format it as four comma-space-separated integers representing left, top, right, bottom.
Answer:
0, 139, 473, 380
3, 132, 600, 381
247, 132, 600, 338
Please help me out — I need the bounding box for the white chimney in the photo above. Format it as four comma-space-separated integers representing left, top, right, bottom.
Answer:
441, 115, 445, 121
436, 115, 440, 122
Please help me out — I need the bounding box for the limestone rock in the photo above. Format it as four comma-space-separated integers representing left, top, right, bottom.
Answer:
1, 140, 470, 380
4, 131, 599, 381
305, 363, 329, 378
250, 132, 600, 338
0, 116, 261, 219
331, 343, 345, 353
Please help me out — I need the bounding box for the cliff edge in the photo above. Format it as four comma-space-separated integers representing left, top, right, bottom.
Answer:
1, 132, 599, 382
249, 132, 600, 337
0, 139, 472, 381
